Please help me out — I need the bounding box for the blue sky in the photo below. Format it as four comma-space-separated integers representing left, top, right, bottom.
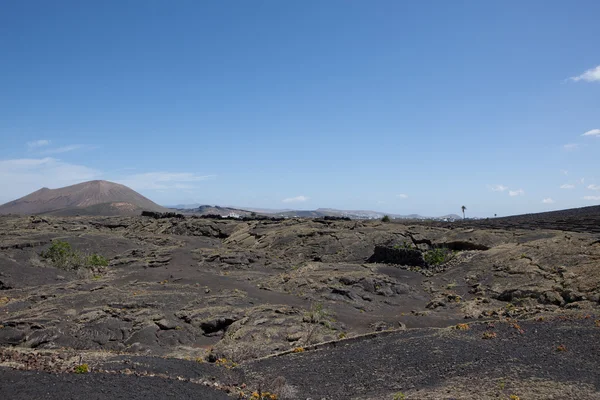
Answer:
1, 1, 599, 217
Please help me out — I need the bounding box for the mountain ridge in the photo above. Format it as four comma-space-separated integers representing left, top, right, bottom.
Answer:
0, 180, 167, 216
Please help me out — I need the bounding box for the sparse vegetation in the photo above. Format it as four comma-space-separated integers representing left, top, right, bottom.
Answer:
556, 344, 567, 352
381, 215, 391, 223
455, 323, 470, 331
250, 392, 278, 400
215, 357, 238, 369
303, 303, 331, 345
74, 363, 89, 374
482, 332, 497, 339
41, 240, 109, 272
393, 242, 415, 250
424, 247, 455, 266
511, 323, 525, 335
393, 392, 406, 400
304, 302, 328, 324
86, 253, 109, 267
292, 347, 305, 353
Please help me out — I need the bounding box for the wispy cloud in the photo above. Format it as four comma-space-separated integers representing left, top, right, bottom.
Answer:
563, 143, 579, 151
0, 157, 101, 203
542, 198, 555, 204
569, 65, 600, 83
588, 184, 600, 191
282, 195, 309, 203
27, 140, 50, 149
582, 129, 600, 137
39, 144, 87, 155
117, 172, 215, 191
488, 184, 508, 192
579, 178, 585, 185
560, 169, 568, 176
509, 189, 525, 197
560, 184, 575, 189
583, 196, 600, 201
396, 194, 408, 199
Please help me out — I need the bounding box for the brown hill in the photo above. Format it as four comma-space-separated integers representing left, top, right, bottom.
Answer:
0, 180, 167, 216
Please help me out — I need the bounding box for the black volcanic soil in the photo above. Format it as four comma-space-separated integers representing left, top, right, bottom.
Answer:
0, 367, 231, 400
435, 205, 600, 234
0, 210, 599, 398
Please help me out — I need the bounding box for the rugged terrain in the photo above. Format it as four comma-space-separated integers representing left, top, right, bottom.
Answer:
0, 211, 599, 399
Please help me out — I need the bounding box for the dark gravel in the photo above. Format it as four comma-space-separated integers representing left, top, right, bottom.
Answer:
437, 205, 600, 234
243, 316, 600, 398
0, 367, 231, 400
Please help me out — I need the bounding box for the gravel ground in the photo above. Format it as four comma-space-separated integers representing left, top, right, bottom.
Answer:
0, 367, 231, 400
243, 316, 600, 399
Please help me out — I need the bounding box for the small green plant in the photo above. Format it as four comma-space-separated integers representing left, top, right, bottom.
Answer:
424, 247, 454, 266
41, 240, 75, 268
381, 215, 391, 222
292, 347, 305, 353
446, 280, 457, 289
86, 254, 109, 267
41, 240, 109, 272
305, 303, 328, 324
74, 363, 89, 374
393, 242, 414, 250
393, 392, 406, 400
215, 357, 238, 369
303, 302, 331, 345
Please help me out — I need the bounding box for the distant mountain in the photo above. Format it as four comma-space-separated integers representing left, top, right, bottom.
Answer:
0, 180, 167, 216
171, 205, 252, 217
226, 207, 458, 220
166, 203, 203, 209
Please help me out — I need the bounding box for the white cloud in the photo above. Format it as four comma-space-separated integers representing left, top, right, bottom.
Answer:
396, 194, 408, 199
588, 184, 600, 191
583, 196, 600, 201
27, 140, 50, 149
560, 184, 575, 189
561, 169, 569, 176
117, 172, 215, 191
563, 143, 579, 151
582, 129, 600, 137
282, 195, 309, 203
0, 157, 101, 203
569, 65, 600, 82
489, 184, 508, 192
542, 198, 555, 204
509, 189, 525, 197
39, 144, 86, 155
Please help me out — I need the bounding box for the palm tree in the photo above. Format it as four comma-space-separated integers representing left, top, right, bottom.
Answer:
461, 205, 466, 219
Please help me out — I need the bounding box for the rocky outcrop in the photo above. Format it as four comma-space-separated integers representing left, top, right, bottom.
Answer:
367, 246, 426, 266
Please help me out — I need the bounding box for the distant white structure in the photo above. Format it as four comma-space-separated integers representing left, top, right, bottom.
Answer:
224, 212, 241, 219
